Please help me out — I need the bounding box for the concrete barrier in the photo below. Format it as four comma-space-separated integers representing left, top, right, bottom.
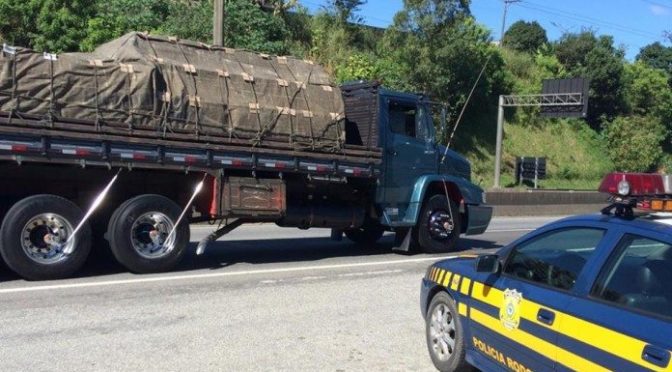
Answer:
486, 190, 609, 217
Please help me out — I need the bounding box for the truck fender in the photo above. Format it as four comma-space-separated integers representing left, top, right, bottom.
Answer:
402, 175, 485, 227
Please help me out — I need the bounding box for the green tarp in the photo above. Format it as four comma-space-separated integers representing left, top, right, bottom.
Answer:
0, 32, 346, 151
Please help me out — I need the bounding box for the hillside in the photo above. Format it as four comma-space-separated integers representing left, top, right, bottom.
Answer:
466, 120, 613, 190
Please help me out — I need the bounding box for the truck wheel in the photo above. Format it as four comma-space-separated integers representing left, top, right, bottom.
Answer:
107, 195, 189, 274
345, 224, 385, 245
416, 195, 461, 253
426, 292, 470, 372
0, 195, 92, 280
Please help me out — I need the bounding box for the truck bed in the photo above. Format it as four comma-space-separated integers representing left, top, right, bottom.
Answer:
0, 112, 382, 179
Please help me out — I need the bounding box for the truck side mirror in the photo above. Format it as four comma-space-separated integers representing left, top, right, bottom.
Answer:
475, 254, 500, 274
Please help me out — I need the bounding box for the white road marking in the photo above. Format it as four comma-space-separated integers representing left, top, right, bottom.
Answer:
0, 256, 459, 295
301, 276, 327, 281
338, 269, 403, 278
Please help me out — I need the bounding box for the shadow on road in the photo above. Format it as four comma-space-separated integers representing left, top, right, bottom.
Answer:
0, 234, 503, 282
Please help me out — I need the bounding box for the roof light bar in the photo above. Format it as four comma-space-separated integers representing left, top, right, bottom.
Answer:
600, 172, 672, 217
599, 173, 668, 196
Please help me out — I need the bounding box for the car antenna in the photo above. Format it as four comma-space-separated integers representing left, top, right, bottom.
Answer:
441, 54, 492, 162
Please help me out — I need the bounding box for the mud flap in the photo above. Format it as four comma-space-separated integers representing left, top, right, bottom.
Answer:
330, 228, 343, 242
392, 227, 413, 253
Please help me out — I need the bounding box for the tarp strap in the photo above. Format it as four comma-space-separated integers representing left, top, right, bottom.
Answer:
46, 57, 56, 127
159, 92, 170, 137
236, 60, 263, 141
251, 69, 312, 148
268, 60, 294, 146
216, 69, 234, 140
120, 63, 134, 132
144, 36, 172, 136
90, 61, 103, 131
9, 52, 18, 119
298, 67, 316, 150
175, 41, 201, 137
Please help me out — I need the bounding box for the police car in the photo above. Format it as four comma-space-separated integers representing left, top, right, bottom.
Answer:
420, 173, 672, 372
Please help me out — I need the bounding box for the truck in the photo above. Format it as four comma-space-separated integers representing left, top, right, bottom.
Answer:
0, 32, 491, 280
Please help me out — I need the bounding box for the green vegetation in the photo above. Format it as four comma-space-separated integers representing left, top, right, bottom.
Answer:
502, 20, 547, 54
0, 0, 669, 189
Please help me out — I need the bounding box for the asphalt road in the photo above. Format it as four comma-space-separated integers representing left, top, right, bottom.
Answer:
0, 216, 563, 371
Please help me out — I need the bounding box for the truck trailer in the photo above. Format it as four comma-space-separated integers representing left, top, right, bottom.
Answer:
0, 33, 491, 280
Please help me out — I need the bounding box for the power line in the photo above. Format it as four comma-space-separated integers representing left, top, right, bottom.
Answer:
517, 1, 662, 40
524, 0, 659, 35
641, 0, 672, 9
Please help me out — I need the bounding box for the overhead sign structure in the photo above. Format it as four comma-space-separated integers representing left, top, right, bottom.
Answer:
540, 78, 589, 118
493, 78, 589, 188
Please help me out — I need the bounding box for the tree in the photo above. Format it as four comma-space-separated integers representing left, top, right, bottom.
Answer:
153, 0, 291, 55
0, 0, 96, 52
554, 31, 626, 127
330, 0, 367, 23
222, 0, 292, 54
81, 0, 170, 52
502, 21, 548, 53
603, 115, 665, 172
0, 0, 40, 48
624, 61, 672, 124
156, 0, 213, 43
380, 0, 509, 139
637, 42, 672, 74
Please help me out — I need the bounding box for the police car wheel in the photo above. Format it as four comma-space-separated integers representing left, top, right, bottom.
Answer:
416, 195, 461, 253
426, 292, 470, 372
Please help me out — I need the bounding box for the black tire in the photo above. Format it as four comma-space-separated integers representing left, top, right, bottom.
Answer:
0, 195, 92, 280
107, 195, 189, 274
426, 292, 470, 372
416, 195, 461, 253
344, 223, 385, 245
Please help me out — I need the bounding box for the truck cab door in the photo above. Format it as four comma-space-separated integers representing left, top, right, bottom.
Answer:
381, 98, 437, 224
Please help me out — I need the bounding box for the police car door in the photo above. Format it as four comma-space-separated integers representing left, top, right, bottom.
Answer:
469, 226, 608, 371
559, 230, 672, 371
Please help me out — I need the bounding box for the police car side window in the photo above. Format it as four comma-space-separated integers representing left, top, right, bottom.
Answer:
504, 228, 605, 291
592, 235, 672, 320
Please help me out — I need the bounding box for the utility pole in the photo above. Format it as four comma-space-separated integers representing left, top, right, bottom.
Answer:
494, 95, 505, 188
500, 0, 521, 46
213, 0, 225, 46
493, 0, 520, 188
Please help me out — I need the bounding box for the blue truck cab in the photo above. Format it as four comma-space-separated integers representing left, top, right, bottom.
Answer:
340, 82, 492, 252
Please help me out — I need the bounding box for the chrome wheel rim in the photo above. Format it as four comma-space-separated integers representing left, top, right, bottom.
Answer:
428, 210, 454, 240
130, 212, 175, 259
429, 303, 457, 362
21, 213, 74, 264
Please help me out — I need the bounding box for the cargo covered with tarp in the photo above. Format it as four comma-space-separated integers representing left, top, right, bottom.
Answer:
0, 32, 351, 154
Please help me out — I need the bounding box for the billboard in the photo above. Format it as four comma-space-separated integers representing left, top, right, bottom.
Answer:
540, 78, 589, 118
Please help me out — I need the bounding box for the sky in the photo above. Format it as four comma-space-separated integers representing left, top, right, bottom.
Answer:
297, 0, 672, 60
